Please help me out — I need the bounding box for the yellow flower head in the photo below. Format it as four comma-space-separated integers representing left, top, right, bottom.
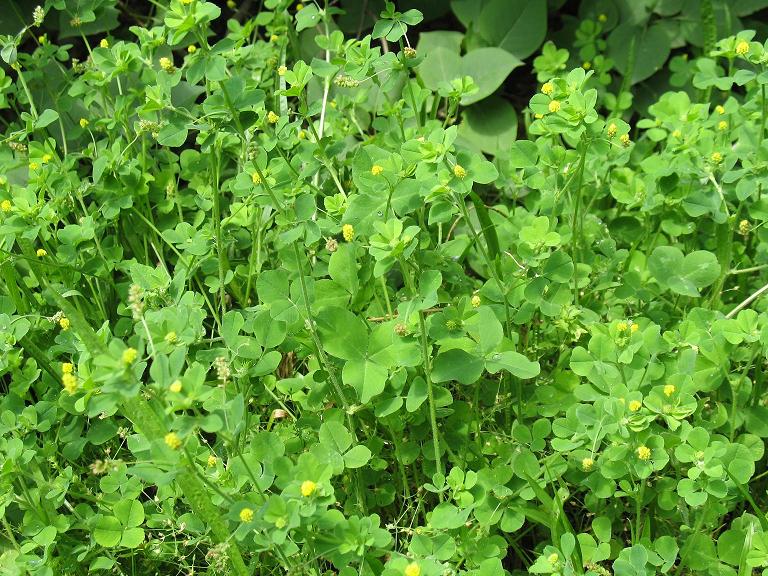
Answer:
41, 153, 52, 163
342, 224, 354, 242
736, 41, 750, 56
672, 129, 682, 139
548, 100, 561, 113
598, 13, 607, 22
296, 2, 304, 10
630, 323, 639, 333
582, 457, 594, 471
239, 507, 254, 522
169, 380, 182, 393
165, 331, 177, 344
122, 347, 138, 365
187, 44, 197, 54
251, 171, 262, 185
637, 445, 651, 460
711, 151, 723, 164
663, 384, 676, 397
270, 34, 279, 43
267, 111, 280, 124
541, 82, 554, 95
620, 134, 631, 147
300, 480, 317, 497
1, 200, 11, 212
182, 0, 194, 4
29, 162, 39, 171
715, 105, 725, 115
534, 113, 543, 119
227, 0, 236, 7
207, 454, 217, 467
404, 562, 420, 576
629, 399, 642, 412
164, 432, 182, 450
62, 362, 74, 374
739, 219, 750, 235
99, 38, 109, 49
298, 130, 306, 139
582, 61, 591, 70
59, 317, 71, 331
471, 294, 481, 308
718, 120, 728, 131
617, 321, 627, 332
278, 65, 287, 76
79, 118, 89, 128
371, 164, 384, 176
62, 373, 78, 394
159, 57, 173, 71
453, 164, 467, 179
36, 248, 47, 257
607, 123, 617, 138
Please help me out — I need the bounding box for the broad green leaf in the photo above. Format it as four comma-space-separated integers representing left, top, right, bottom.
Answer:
608, 23, 671, 84
648, 247, 721, 297
343, 358, 388, 403
120, 527, 145, 548
459, 48, 522, 105
114, 500, 144, 527
344, 445, 372, 468
476, 0, 547, 59
432, 349, 484, 385
319, 421, 353, 454
486, 351, 540, 379
316, 308, 368, 361
328, 243, 359, 295
458, 97, 518, 155
93, 516, 122, 547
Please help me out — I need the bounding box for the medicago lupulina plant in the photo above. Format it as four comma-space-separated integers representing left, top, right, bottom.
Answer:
1, 1, 768, 576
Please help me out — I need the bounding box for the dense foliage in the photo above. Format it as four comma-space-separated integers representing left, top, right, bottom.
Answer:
2, 1, 768, 575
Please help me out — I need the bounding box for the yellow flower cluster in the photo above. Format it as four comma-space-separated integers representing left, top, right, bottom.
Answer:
267, 111, 280, 124
629, 399, 642, 412
453, 164, 467, 179
59, 317, 71, 331
663, 384, 676, 397
371, 164, 383, 176
169, 380, 182, 393
239, 507, 254, 522
471, 294, 481, 308
342, 224, 354, 242
164, 432, 182, 450
301, 480, 317, 497
122, 347, 138, 365
582, 457, 594, 471
736, 41, 750, 56
404, 562, 420, 576
637, 446, 651, 460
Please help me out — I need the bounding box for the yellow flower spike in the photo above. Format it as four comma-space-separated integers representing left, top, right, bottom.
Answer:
59, 317, 71, 331
36, 248, 47, 257
62, 373, 78, 394
453, 164, 467, 179
187, 44, 197, 54
711, 152, 723, 164
1, 200, 11, 212
62, 362, 74, 374
122, 347, 138, 365
169, 380, 182, 393
371, 164, 384, 176
607, 123, 617, 138
736, 40, 750, 56
471, 294, 481, 308
617, 321, 627, 332
582, 457, 594, 471
548, 100, 561, 113
251, 171, 262, 185
159, 57, 173, 72
79, 118, 89, 128
207, 455, 217, 467
270, 34, 279, 43
342, 224, 354, 242
267, 111, 279, 124
278, 65, 287, 76
541, 82, 554, 95
99, 38, 109, 49
620, 134, 631, 147
629, 399, 642, 412
41, 153, 52, 163
664, 384, 676, 397
404, 562, 420, 576
164, 432, 182, 450
637, 446, 651, 460
239, 508, 254, 522
300, 480, 317, 497
29, 162, 39, 171
718, 120, 728, 130
715, 105, 725, 115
